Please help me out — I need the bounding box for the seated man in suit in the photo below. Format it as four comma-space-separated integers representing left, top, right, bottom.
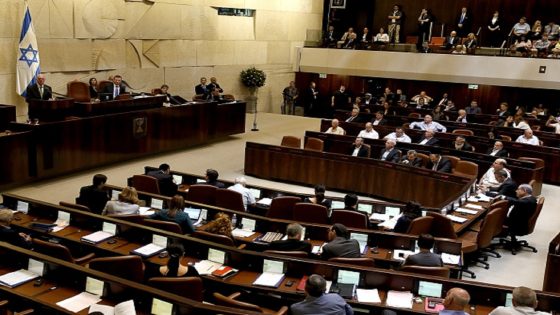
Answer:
479, 158, 511, 189
410, 115, 447, 132
25, 73, 52, 101
417, 129, 439, 146
195, 77, 209, 97
269, 223, 312, 254
0, 210, 32, 249
403, 234, 443, 267
291, 274, 354, 315
485, 169, 517, 199
502, 184, 537, 241
343, 194, 358, 211
453, 135, 474, 151
78, 174, 110, 214
101, 74, 126, 99
379, 139, 400, 162
207, 77, 223, 93
371, 111, 387, 126
147, 163, 178, 197
486, 141, 509, 157
489, 286, 551, 315
456, 109, 468, 123
349, 137, 369, 157
399, 150, 423, 167
345, 107, 362, 123
205, 169, 225, 188
321, 223, 361, 260
444, 30, 461, 49
207, 87, 224, 102
427, 153, 452, 173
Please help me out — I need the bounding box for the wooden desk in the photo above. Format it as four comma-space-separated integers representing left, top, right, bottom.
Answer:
0, 131, 32, 189
244, 142, 475, 208
543, 232, 560, 293
0, 104, 15, 130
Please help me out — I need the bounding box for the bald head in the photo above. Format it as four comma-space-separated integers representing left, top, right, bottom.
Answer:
444, 287, 471, 310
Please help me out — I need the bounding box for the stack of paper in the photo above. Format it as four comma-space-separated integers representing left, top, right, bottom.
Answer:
131, 243, 165, 258
193, 260, 222, 275
253, 272, 285, 288
56, 292, 101, 313
370, 213, 390, 222
392, 250, 414, 261
81, 231, 114, 244
378, 215, 401, 230
356, 289, 381, 303
446, 215, 468, 223
232, 228, 255, 238
467, 196, 479, 203
139, 207, 155, 216
0, 269, 40, 288
386, 290, 413, 309
89, 300, 136, 315
455, 208, 478, 215
464, 204, 483, 210
441, 253, 461, 265
477, 194, 492, 202
256, 198, 272, 206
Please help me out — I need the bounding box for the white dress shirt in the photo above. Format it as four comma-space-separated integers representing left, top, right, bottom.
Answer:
515, 135, 540, 145
480, 168, 511, 187
228, 183, 255, 210
358, 129, 379, 139
325, 127, 345, 135
409, 121, 447, 132
384, 132, 412, 143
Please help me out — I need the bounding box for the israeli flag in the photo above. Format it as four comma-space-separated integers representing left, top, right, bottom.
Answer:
16, 1, 40, 96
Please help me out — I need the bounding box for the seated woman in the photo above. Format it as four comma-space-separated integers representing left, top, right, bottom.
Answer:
102, 186, 141, 215
393, 201, 423, 233
159, 244, 200, 277
304, 185, 332, 210
149, 195, 194, 234
463, 33, 478, 54
513, 115, 530, 130
89, 78, 98, 99
497, 115, 515, 127
198, 212, 233, 240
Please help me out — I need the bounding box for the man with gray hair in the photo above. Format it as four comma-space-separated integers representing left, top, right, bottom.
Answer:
480, 158, 511, 188
227, 176, 255, 210
291, 274, 353, 315
490, 286, 551, 315
441, 287, 471, 315
502, 184, 537, 239
269, 223, 312, 254
0, 209, 32, 249
379, 139, 400, 162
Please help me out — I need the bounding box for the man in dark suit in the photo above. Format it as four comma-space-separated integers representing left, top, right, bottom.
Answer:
456, 7, 472, 37
453, 135, 474, 151
304, 81, 319, 117
427, 153, 452, 173
195, 77, 209, 97
417, 129, 439, 146
349, 137, 369, 158
404, 234, 443, 267
269, 223, 312, 253
486, 141, 509, 158
399, 150, 423, 167
444, 31, 461, 49
0, 210, 32, 249
25, 73, 52, 101
101, 75, 126, 98
323, 25, 337, 48
345, 107, 362, 123
321, 223, 361, 260
78, 174, 110, 214
147, 163, 178, 197
207, 77, 223, 93
205, 168, 225, 188
379, 139, 400, 163
372, 111, 388, 126
486, 170, 517, 199
290, 274, 353, 315
503, 184, 537, 237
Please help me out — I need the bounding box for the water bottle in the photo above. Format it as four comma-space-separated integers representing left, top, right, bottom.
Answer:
231, 214, 237, 228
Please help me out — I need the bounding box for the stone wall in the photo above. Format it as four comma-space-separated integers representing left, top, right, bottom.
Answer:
1, 0, 323, 119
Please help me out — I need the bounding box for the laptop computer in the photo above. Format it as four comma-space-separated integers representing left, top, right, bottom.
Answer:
184, 207, 201, 221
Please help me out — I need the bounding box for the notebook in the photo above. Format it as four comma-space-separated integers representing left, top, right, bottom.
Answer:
81, 231, 113, 244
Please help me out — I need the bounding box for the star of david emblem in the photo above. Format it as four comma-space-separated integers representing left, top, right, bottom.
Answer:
19, 44, 39, 67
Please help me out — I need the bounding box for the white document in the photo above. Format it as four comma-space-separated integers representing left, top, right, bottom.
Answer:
0, 269, 40, 288
151, 199, 164, 210
57, 292, 101, 313
441, 253, 461, 265
465, 204, 483, 210
232, 228, 255, 238
476, 194, 492, 202
253, 272, 285, 287
172, 175, 182, 185
325, 280, 333, 293
467, 196, 479, 203
378, 214, 401, 230
27, 259, 44, 276
88, 300, 136, 315
455, 208, 478, 215
370, 213, 390, 222
392, 249, 414, 261
446, 215, 468, 223
151, 298, 173, 315
241, 218, 256, 231
139, 207, 154, 216
256, 198, 272, 206
102, 222, 117, 236
386, 290, 413, 309
132, 243, 165, 257
356, 289, 381, 303
111, 190, 120, 201
81, 231, 114, 244
193, 260, 222, 275
17, 201, 29, 214
152, 235, 168, 248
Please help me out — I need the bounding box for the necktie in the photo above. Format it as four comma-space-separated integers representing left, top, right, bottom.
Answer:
433, 162, 438, 171
460, 13, 465, 24
39, 86, 44, 98
114, 86, 119, 98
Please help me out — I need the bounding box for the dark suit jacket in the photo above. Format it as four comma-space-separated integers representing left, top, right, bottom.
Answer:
78, 185, 110, 214
445, 36, 461, 49
321, 237, 361, 260
399, 157, 423, 167
404, 252, 444, 267
456, 12, 472, 35
487, 178, 517, 199
350, 145, 369, 158
0, 226, 31, 249
505, 195, 537, 236
455, 142, 473, 151
486, 148, 509, 158
269, 239, 312, 253
101, 84, 126, 95
372, 118, 388, 126
89, 86, 98, 98
426, 157, 452, 173
380, 148, 400, 163
195, 84, 209, 96
147, 170, 178, 197
25, 84, 52, 101
418, 137, 439, 146
207, 180, 225, 189
207, 82, 223, 93
345, 114, 362, 123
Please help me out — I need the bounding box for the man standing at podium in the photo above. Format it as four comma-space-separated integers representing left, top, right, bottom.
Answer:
102, 75, 126, 99
25, 73, 51, 101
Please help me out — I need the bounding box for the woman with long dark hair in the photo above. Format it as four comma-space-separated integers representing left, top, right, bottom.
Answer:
159, 244, 199, 277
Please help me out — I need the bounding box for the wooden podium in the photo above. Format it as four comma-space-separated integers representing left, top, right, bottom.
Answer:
27, 98, 74, 121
